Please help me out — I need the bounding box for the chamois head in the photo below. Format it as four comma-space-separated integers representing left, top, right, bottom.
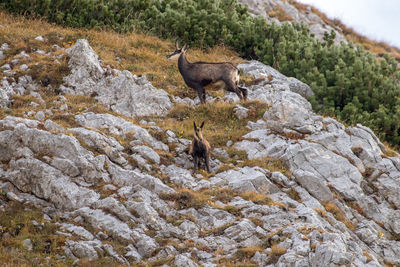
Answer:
193, 121, 205, 140
166, 39, 188, 60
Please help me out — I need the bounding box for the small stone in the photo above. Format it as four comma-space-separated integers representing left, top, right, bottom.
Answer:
125, 244, 142, 262
96, 231, 108, 240
166, 130, 176, 138
26, 110, 36, 117
16, 51, 30, 59
35, 111, 46, 121
233, 104, 249, 120
10, 59, 19, 66
1, 64, 11, 70
30, 102, 40, 108
35, 36, 45, 42
44, 120, 64, 133
23, 238, 33, 251
174, 254, 198, 267
226, 140, 233, 147
35, 50, 46, 55
1, 43, 9, 50
213, 148, 229, 160
103, 184, 117, 191
7, 191, 23, 202
60, 104, 68, 111
20, 64, 29, 71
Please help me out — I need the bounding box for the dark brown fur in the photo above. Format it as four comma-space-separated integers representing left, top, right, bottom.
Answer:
189, 121, 211, 173
167, 39, 248, 104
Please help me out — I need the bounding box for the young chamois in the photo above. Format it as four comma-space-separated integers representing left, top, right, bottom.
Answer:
167, 39, 248, 104
189, 121, 211, 173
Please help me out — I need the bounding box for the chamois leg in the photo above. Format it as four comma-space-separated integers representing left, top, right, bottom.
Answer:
225, 80, 244, 100
194, 85, 206, 104
205, 154, 211, 173
193, 155, 198, 173
238, 86, 248, 100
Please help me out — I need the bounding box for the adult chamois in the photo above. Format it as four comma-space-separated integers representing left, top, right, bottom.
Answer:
189, 121, 211, 173
167, 39, 248, 104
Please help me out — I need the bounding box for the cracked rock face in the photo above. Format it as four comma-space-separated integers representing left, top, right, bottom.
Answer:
233, 61, 400, 265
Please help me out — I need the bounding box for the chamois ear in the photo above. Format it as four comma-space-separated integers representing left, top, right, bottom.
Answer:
200, 121, 205, 129
175, 38, 180, 50
182, 44, 188, 52
193, 121, 197, 131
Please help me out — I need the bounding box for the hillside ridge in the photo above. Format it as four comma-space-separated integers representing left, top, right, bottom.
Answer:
239, 0, 400, 62
1, 8, 400, 267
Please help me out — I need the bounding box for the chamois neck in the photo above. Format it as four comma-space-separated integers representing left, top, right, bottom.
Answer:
194, 131, 204, 142
178, 53, 190, 72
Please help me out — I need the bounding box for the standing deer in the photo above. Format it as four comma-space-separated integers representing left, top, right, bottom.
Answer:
189, 121, 211, 173
167, 39, 248, 104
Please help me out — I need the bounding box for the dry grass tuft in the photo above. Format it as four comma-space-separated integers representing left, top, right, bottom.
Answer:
363, 250, 373, 263
266, 244, 287, 264
204, 187, 238, 203
159, 188, 212, 210
240, 191, 272, 205
161, 101, 268, 147
346, 201, 366, 217
199, 222, 235, 237
235, 246, 264, 261
322, 202, 357, 231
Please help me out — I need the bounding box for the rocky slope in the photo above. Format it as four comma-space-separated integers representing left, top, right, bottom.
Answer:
1, 36, 400, 266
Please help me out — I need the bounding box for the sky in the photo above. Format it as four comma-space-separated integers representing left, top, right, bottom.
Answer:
295, 0, 400, 48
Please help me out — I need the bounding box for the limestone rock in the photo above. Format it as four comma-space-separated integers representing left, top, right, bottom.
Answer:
68, 127, 127, 165
65, 240, 102, 260
214, 166, 280, 194
62, 39, 173, 117
131, 145, 160, 165
233, 104, 249, 120
4, 158, 99, 210
75, 112, 168, 151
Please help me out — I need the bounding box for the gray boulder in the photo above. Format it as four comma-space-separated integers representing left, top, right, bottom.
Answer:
4, 158, 99, 210
238, 60, 314, 98
214, 166, 280, 194
131, 145, 160, 165
65, 240, 103, 260
68, 127, 127, 165
62, 39, 173, 117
